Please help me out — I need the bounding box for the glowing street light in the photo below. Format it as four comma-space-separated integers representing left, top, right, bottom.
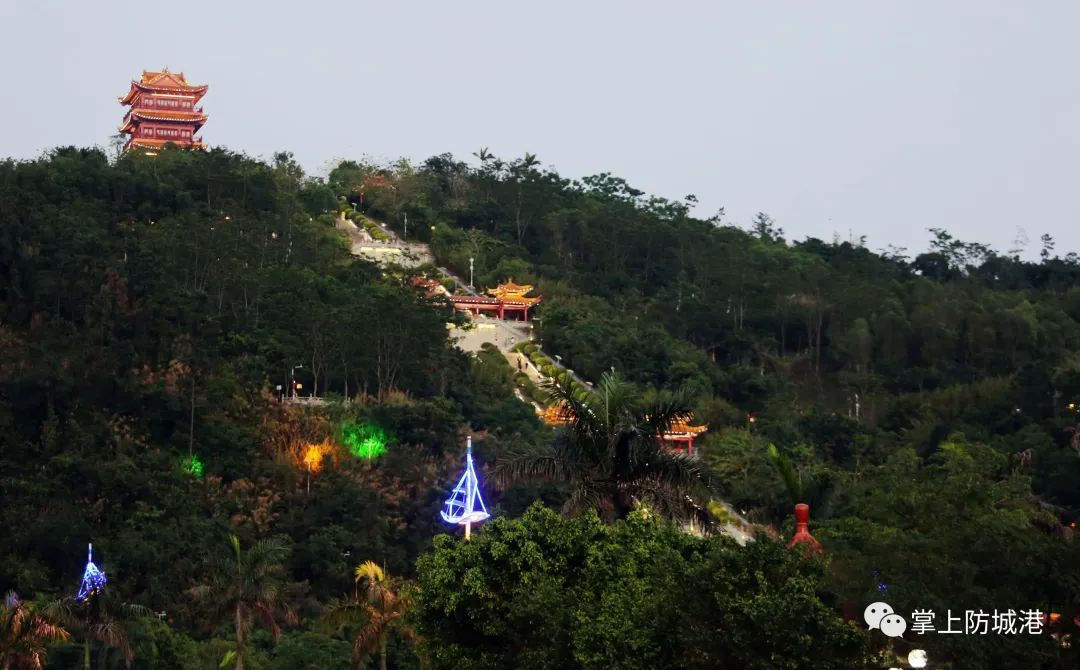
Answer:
907, 649, 928, 668
290, 364, 303, 400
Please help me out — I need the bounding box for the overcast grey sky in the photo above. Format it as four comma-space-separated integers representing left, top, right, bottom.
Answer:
2, 1, 1078, 257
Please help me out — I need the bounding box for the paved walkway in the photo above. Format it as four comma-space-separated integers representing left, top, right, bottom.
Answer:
448, 316, 531, 355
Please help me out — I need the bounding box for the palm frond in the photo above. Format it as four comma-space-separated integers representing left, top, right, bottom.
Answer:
540, 376, 602, 446
636, 449, 714, 495
562, 481, 608, 516
352, 610, 398, 665
494, 452, 577, 488
639, 386, 695, 438
251, 601, 282, 641
318, 597, 366, 634
767, 443, 803, 504
630, 480, 714, 532
354, 561, 385, 585
593, 372, 639, 431
88, 621, 134, 667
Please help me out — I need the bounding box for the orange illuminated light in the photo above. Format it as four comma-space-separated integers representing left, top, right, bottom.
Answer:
302, 439, 334, 473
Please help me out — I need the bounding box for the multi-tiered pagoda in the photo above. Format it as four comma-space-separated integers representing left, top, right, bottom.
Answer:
118, 68, 208, 153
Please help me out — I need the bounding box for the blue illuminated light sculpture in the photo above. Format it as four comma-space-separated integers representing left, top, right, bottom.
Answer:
872, 569, 888, 596
76, 543, 107, 602
440, 436, 490, 539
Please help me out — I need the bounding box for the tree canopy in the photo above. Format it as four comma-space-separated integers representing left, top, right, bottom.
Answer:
0, 145, 1077, 668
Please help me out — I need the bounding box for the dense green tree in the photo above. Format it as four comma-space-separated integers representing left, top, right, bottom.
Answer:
411, 504, 870, 670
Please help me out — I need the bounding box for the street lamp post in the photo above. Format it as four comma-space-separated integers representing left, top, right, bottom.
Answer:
469, 257, 475, 290
290, 364, 304, 400
403, 212, 408, 240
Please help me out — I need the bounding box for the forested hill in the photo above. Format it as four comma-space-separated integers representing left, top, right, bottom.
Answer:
1, 146, 1079, 668
339, 151, 1080, 512
335, 151, 1080, 666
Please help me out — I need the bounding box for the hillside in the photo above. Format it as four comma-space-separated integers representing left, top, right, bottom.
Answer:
0, 146, 1077, 668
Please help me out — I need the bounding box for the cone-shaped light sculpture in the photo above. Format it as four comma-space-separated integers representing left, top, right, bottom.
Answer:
76, 543, 107, 602
440, 436, 490, 539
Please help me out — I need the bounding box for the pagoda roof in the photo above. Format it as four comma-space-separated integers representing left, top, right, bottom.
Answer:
487, 277, 536, 299
124, 109, 208, 123
119, 110, 208, 134
120, 68, 207, 104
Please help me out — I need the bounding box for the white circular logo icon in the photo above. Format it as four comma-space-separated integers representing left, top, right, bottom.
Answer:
863, 601, 894, 629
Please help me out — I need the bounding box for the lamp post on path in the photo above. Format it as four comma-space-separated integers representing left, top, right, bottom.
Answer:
290, 364, 303, 400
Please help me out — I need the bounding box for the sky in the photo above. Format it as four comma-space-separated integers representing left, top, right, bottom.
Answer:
2, 1, 1078, 258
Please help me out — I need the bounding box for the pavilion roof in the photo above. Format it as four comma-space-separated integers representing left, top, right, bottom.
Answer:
411, 277, 448, 297
666, 419, 708, 436
449, 294, 502, 305
487, 277, 536, 299
120, 68, 208, 104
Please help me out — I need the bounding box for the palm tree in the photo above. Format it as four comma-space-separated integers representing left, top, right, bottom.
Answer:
497, 371, 714, 525
510, 152, 541, 245
471, 147, 493, 164
190, 535, 294, 670
48, 594, 148, 670
0, 592, 69, 670
765, 443, 834, 510
322, 561, 419, 670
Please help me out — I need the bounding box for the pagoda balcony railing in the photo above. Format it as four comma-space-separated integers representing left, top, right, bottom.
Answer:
126, 105, 205, 115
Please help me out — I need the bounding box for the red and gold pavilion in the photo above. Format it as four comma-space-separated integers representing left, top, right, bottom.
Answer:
118, 68, 208, 154
540, 404, 708, 456
450, 278, 541, 320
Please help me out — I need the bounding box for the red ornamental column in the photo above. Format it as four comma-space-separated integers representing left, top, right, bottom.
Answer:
787, 503, 825, 555
499, 303, 505, 320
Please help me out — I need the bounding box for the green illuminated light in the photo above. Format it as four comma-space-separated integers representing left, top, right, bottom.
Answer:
182, 454, 204, 478
341, 422, 389, 459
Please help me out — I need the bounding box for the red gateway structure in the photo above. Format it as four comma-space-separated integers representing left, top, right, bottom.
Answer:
118, 68, 208, 154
